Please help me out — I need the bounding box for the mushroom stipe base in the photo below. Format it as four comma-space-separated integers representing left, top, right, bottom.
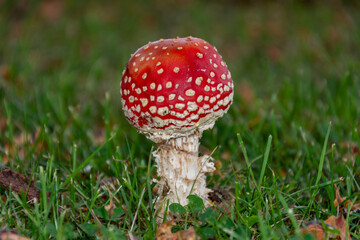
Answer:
153, 132, 215, 220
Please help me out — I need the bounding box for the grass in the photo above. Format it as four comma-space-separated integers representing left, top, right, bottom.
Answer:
0, 0, 360, 239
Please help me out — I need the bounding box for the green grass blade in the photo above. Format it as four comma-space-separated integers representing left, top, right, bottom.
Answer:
306, 122, 331, 216
276, 190, 301, 235
62, 134, 115, 187
259, 135, 272, 190
237, 133, 258, 190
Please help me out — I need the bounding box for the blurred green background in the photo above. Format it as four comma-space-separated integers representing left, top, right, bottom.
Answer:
1, 0, 359, 150
1, 0, 360, 171
1, 0, 360, 176
1, 1, 359, 106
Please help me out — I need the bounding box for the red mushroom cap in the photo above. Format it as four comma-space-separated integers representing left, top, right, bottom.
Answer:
121, 37, 233, 142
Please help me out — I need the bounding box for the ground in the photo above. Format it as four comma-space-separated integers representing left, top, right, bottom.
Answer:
0, 0, 359, 239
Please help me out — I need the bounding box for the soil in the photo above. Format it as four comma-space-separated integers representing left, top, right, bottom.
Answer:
0, 167, 40, 201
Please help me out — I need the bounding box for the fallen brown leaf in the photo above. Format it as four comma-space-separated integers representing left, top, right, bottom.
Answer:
324, 215, 351, 240
301, 221, 327, 240
333, 184, 347, 209
174, 227, 197, 240
334, 184, 360, 212
302, 184, 357, 239
301, 215, 351, 240
0, 167, 41, 202
156, 221, 175, 240
156, 221, 198, 240
0, 229, 31, 240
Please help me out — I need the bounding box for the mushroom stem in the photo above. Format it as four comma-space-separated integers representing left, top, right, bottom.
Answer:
153, 131, 215, 219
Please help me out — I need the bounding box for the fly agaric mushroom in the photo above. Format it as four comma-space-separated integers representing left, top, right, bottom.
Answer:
120, 37, 233, 219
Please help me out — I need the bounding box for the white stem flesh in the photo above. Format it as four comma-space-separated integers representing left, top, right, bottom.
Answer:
153, 132, 215, 221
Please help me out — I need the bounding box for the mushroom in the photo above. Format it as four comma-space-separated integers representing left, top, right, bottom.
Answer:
120, 37, 233, 219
